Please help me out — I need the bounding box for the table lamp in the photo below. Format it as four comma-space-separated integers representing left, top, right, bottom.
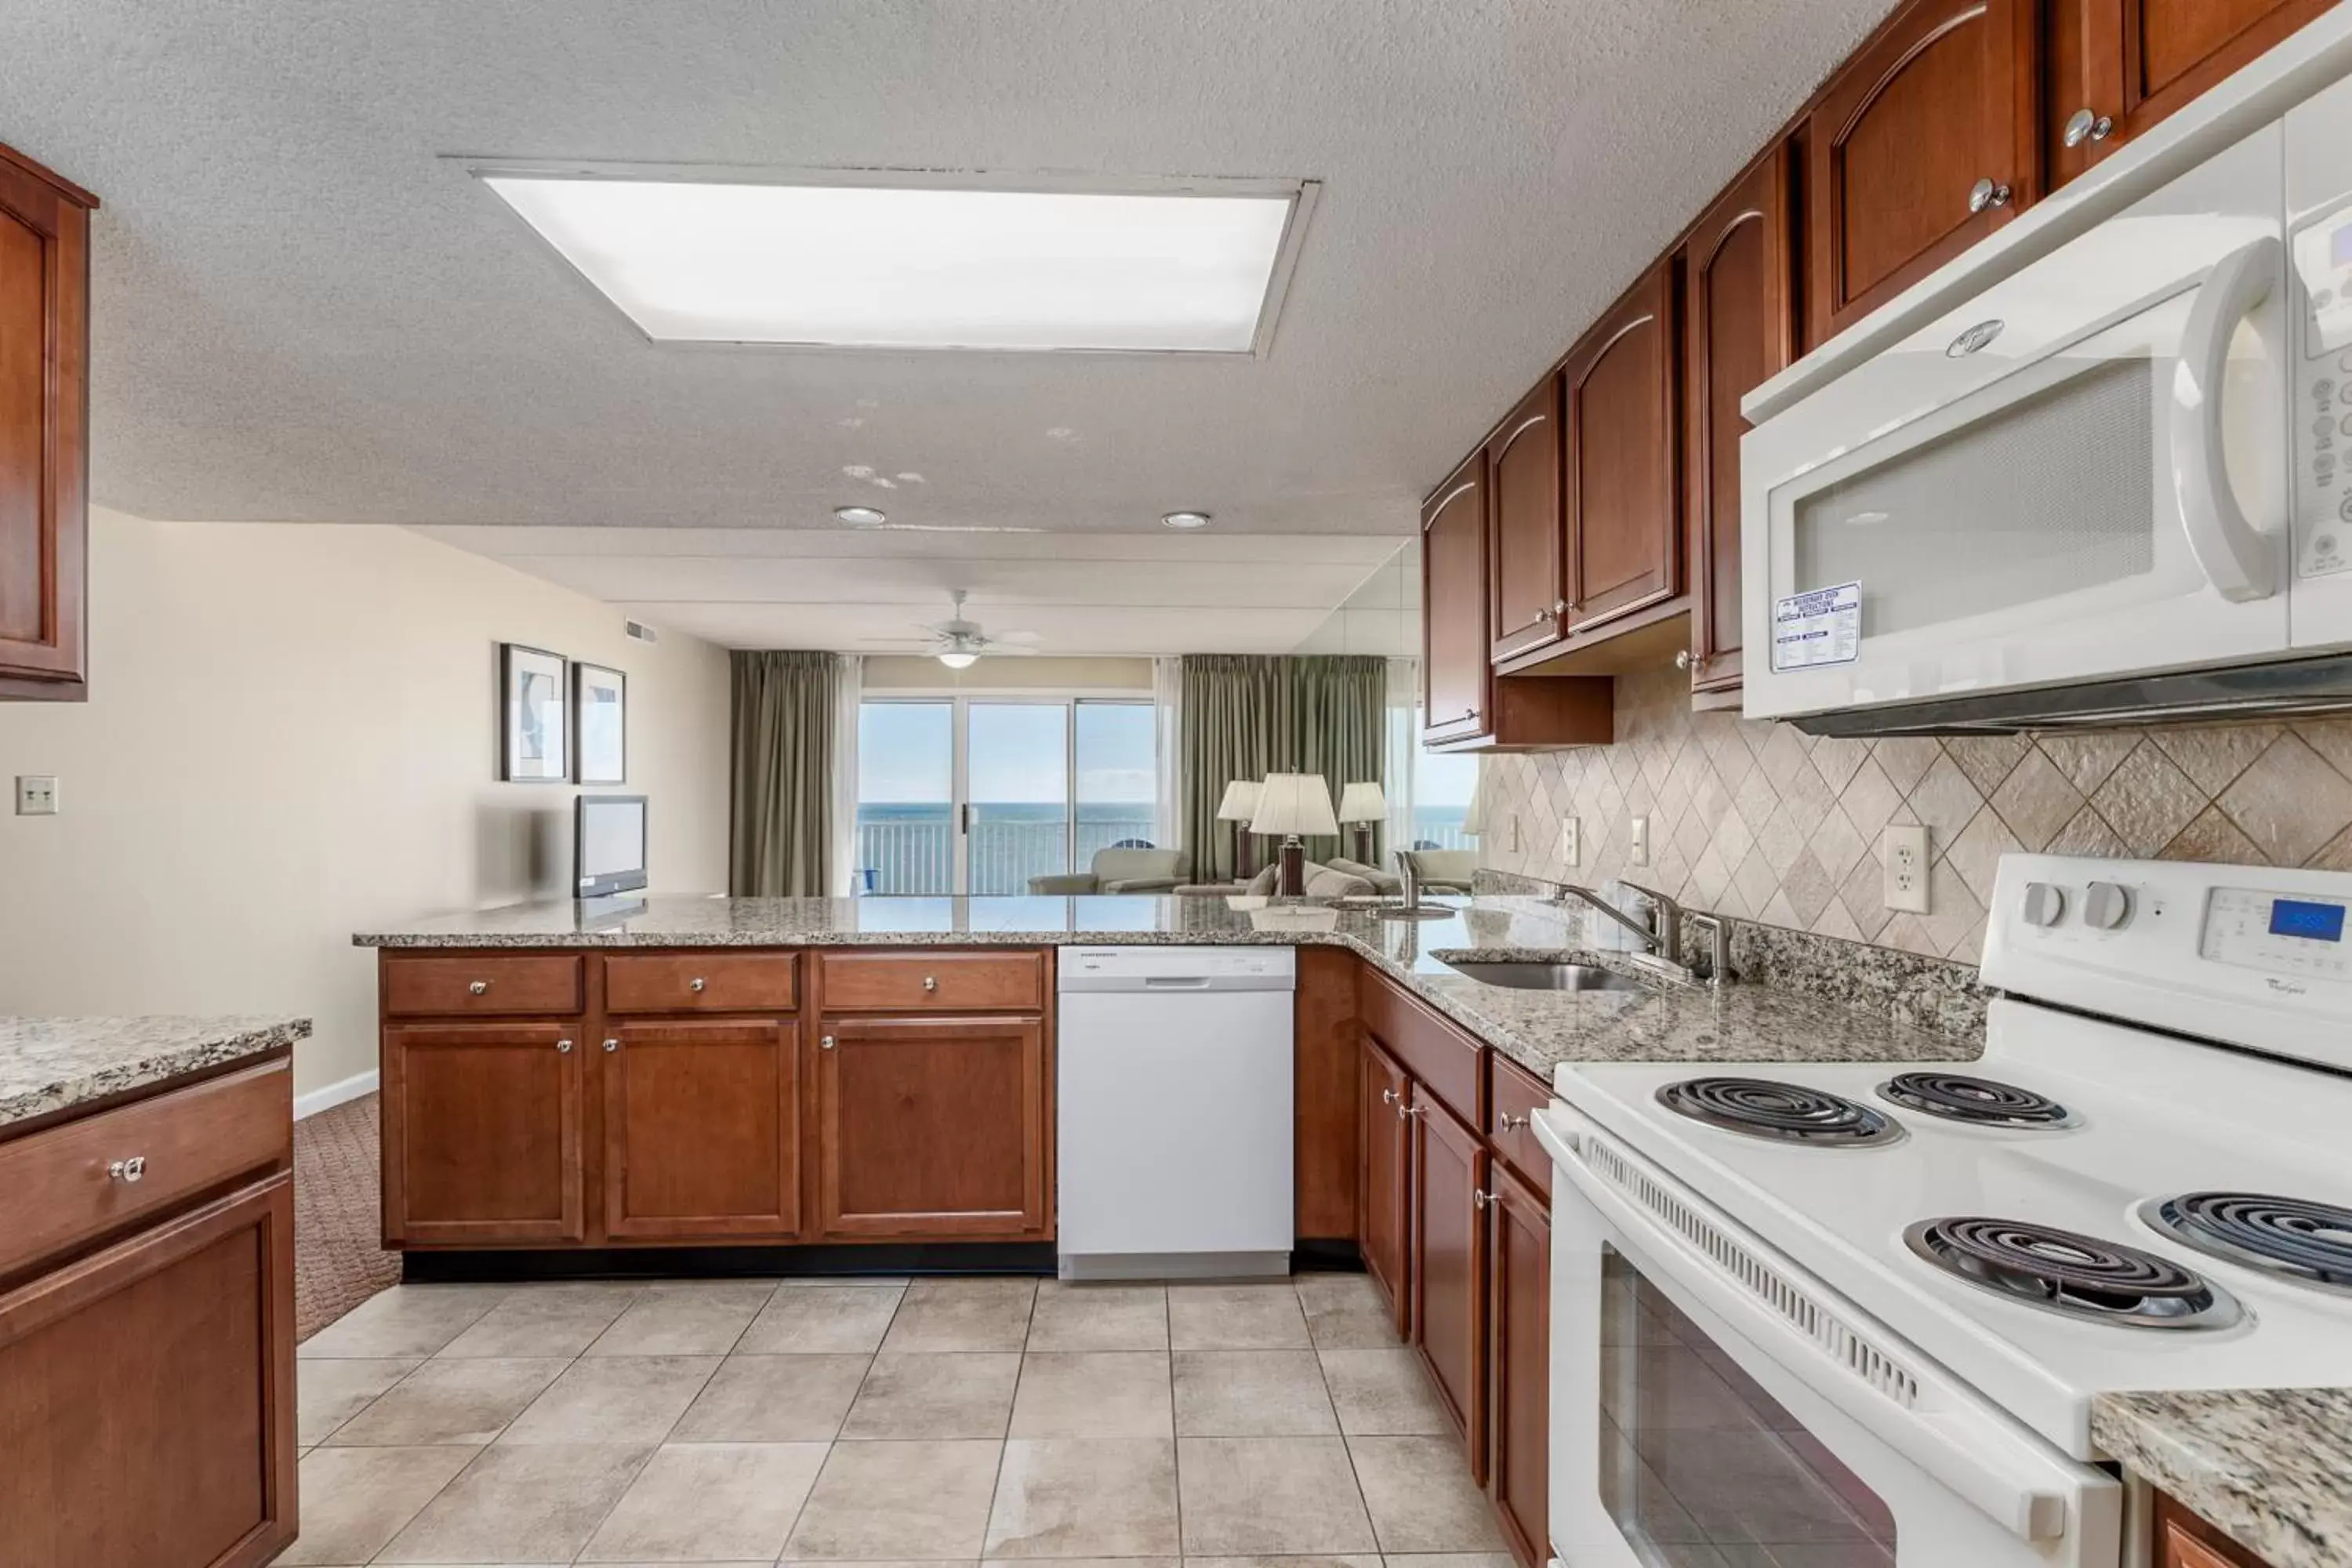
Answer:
1338, 781, 1386, 863
1251, 773, 1340, 897
1216, 779, 1261, 879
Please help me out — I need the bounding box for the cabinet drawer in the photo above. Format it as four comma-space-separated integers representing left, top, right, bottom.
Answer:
0, 1058, 291, 1279
383, 954, 583, 1017
607, 953, 799, 1014
818, 950, 1045, 1012
1359, 970, 1483, 1126
1486, 1053, 1552, 1194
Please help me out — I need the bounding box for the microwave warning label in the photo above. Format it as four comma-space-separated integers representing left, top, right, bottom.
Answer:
1770, 582, 1861, 671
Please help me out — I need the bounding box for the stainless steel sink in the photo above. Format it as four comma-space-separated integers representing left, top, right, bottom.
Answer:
1443, 960, 1643, 992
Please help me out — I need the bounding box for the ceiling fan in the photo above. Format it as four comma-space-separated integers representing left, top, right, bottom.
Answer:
858, 590, 1042, 667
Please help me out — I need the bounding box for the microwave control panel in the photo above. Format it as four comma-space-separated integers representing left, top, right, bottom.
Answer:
2201, 887, 2352, 981
2292, 201, 2352, 579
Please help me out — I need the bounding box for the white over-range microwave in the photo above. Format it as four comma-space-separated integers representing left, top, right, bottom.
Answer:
1741, 13, 2352, 735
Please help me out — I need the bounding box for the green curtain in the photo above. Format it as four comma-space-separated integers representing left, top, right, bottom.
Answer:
729, 650, 837, 896
1180, 653, 1385, 879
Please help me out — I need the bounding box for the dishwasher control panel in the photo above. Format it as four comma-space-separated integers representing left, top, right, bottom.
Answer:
1058, 945, 1298, 989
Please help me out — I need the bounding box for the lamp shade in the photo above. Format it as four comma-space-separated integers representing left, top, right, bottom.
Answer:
1215, 779, 1262, 822
1337, 781, 1386, 823
1250, 772, 1340, 837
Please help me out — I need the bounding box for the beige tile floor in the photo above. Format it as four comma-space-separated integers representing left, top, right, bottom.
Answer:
285, 1272, 1515, 1568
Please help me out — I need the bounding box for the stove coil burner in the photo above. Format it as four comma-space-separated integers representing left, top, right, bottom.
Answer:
1904, 1216, 2241, 1329
1877, 1071, 2078, 1130
2139, 1192, 2352, 1294
1654, 1076, 1904, 1147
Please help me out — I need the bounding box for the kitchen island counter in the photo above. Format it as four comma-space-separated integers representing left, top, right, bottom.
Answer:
0, 1013, 310, 1131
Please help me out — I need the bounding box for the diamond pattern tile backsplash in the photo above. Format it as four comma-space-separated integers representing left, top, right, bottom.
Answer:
1474, 667, 2352, 964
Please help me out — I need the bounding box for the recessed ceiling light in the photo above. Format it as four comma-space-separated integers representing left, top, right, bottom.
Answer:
1161, 510, 1214, 530
473, 165, 1316, 354
833, 505, 887, 528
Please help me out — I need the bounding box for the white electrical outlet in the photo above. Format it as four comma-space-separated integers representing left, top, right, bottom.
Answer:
1559, 816, 1581, 866
16, 775, 59, 815
1882, 823, 1929, 913
1629, 814, 1650, 866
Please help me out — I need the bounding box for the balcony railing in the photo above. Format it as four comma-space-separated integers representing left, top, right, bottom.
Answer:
856, 810, 1159, 895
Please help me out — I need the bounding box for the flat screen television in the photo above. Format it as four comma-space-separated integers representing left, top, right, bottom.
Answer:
575, 793, 648, 898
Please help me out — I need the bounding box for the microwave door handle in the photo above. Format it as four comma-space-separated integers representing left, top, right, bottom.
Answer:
1541, 1111, 2074, 1544
2170, 234, 2282, 603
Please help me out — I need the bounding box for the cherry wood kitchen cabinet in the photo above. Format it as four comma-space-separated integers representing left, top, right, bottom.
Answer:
1485, 1158, 1551, 1568
813, 1014, 1050, 1240
1411, 1083, 1490, 1479
1359, 1033, 1414, 1333
382, 1022, 585, 1244
2154, 1493, 2281, 1568
1487, 376, 1566, 662
1679, 145, 1798, 697
602, 1018, 799, 1240
0, 142, 95, 702
1804, 0, 2041, 346
1423, 452, 1493, 744
0, 1053, 296, 1568
1294, 945, 1363, 1245
2047, 0, 2336, 183
1563, 259, 1679, 634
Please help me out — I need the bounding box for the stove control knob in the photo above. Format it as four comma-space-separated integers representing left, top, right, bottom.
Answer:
2084, 881, 2133, 931
2020, 882, 2067, 927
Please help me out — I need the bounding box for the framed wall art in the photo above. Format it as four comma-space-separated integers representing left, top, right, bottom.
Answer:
499, 642, 569, 782
572, 660, 627, 785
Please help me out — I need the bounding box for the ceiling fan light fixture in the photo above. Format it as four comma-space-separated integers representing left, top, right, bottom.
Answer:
833, 504, 888, 527
936, 651, 981, 670
1161, 510, 1213, 530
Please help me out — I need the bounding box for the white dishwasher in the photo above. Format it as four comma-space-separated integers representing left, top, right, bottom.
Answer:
1055, 945, 1295, 1280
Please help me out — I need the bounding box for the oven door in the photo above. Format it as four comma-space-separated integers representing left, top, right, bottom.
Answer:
1535, 1105, 2120, 1568
1742, 122, 2288, 724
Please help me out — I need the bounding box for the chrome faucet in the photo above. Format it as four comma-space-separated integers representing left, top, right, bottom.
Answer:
1549, 881, 1671, 959
1393, 851, 1422, 911
1549, 880, 1714, 982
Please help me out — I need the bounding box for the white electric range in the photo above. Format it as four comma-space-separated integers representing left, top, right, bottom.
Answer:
1534, 855, 2352, 1568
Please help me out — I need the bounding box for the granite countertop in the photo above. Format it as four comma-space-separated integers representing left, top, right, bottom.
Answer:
356, 893, 1975, 1077
0, 1014, 311, 1130
2093, 1389, 2351, 1568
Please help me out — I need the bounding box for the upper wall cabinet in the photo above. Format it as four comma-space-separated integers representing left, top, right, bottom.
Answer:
1804, 0, 2039, 346
1563, 259, 1679, 633
1679, 147, 1796, 697
2048, 0, 2335, 183
1486, 378, 1564, 664
0, 143, 96, 702
1422, 454, 1492, 745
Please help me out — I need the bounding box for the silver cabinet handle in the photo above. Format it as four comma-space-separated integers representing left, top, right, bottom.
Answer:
1499, 1112, 1530, 1131
556, 1038, 574, 1054
1472, 1188, 1491, 1210
689, 977, 706, 993
107, 1156, 146, 1183
2063, 108, 2114, 148
469, 979, 489, 995
1535, 606, 1555, 622
1675, 649, 1692, 671
1381, 1087, 1399, 1106
821, 1034, 837, 1051
602, 1037, 619, 1053
1401, 1102, 1428, 1119
1553, 598, 1570, 617
923, 976, 938, 993
1968, 177, 2013, 213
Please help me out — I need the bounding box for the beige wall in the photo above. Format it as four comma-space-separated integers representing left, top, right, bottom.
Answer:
0, 509, 732, 1096
862, 655, 1153, 691
1479, 666, 2352, 964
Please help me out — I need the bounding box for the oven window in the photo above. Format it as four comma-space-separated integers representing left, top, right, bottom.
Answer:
1599, 1247, 1897, 1566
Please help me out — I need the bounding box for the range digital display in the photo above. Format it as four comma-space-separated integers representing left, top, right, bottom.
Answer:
2268, 898, 2347, 942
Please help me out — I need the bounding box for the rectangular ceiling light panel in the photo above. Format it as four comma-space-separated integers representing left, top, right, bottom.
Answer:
478, 170, 1306, 353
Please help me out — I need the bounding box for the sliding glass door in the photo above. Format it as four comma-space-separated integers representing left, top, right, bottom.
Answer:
855, 697, 1158, 895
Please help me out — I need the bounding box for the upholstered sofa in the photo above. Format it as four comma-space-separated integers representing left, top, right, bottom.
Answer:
1026, 847, 1191, 895
1395, 848, 1475, 893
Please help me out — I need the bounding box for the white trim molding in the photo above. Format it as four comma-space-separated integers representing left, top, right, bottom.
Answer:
296, 1069, 379, 1121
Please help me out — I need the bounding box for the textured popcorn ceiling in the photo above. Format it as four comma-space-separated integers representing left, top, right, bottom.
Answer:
0, 0, 1896, 538
1478, 670, 2352, 963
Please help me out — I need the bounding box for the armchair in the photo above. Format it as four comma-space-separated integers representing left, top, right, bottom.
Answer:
1028, 846, 1191, 895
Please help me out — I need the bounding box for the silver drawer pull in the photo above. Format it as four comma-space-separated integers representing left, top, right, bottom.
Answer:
1499, 1112, 1530, 1132
1401, 1102, 1428, 1119
1968, 176, 2013, 213
556, 1038, 574, 1054
822, 1034, 837, 1051
107, 1156, 146, 1184
689, 977, 706, 992
1381, 1087, 1399, 1106
603, 1037, 619, 1053
923, 975, 938, 993
469, 979, 490, 995
1472, 1188, 1490, 1210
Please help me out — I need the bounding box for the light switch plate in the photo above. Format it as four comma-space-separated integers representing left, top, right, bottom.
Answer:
1629, 814, 1650, 866
1882, 823, 1929, 913
1559, 816, 1581, 866
15, 775, 58, 815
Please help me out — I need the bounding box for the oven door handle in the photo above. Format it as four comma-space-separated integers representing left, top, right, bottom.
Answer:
2170, 232, 2281, 604
1536, 1108, 2075, 1545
